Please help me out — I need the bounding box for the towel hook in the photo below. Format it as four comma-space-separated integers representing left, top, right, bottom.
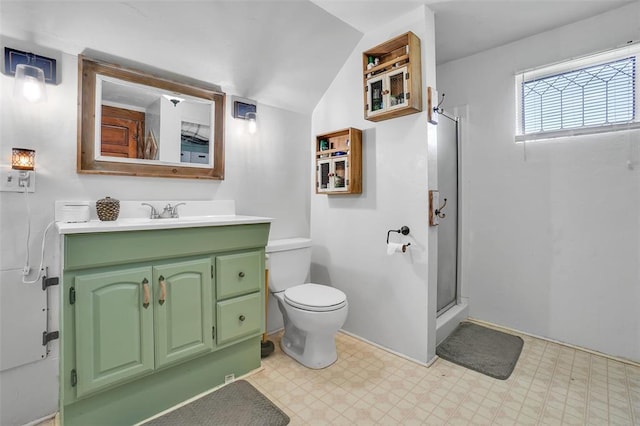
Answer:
435, 198, 447, 219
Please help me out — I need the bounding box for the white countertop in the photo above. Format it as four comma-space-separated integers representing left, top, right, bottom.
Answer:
56, 215, 273, 235
54, 200, 272, 235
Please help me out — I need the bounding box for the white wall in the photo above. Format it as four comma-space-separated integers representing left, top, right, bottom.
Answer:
0, 46, 310, 426
311, 6, 438, 363
436, 2, 640, 362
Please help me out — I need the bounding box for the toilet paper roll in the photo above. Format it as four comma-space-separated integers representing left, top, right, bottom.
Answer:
386, 242, 406, 255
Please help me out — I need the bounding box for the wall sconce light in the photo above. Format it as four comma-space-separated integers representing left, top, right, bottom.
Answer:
246, 112, 257, 134
12, 148, 35, 171
4, 48, 56, 103
232, 99, 258, 135
10, 148, 35, 190
15, 61, 46, 102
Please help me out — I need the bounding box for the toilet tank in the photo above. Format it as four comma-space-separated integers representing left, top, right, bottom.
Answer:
266, 238, 312, 293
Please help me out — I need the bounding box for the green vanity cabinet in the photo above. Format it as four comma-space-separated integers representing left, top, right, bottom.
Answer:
217, 293, 262, 345
215, 251, 264, 346
216, 251, 263, 299
74, 266, 155, 398
73, 258, 214, 398
152, 258, 214, 368
60, 223, 270, 426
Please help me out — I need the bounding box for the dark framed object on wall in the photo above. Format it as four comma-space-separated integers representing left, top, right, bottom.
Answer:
3, 47, 57, 84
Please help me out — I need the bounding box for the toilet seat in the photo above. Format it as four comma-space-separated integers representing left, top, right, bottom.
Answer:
284, 283, 347, 312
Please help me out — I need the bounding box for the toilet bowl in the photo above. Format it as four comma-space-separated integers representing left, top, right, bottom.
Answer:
266, 238, 349, 369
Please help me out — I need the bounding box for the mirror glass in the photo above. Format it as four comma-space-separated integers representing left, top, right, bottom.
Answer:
98, 76, 213, 167
78, 56, 225, 179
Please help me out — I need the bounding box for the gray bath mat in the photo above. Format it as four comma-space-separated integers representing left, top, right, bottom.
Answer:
143, 380, 289, 425
436, 322, 523, 380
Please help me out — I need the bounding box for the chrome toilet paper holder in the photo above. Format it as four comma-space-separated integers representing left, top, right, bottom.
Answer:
386, 225, 410, 244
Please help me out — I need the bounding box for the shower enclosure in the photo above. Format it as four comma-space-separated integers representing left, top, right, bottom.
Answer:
436, 110, 459, 316
434, 104, 470, 347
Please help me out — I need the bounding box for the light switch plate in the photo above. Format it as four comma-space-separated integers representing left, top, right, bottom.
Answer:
0, 167, 35, 193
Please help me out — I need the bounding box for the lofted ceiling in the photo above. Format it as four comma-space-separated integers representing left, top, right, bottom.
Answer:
311, 0, 635, 64
0, 0, 634, 113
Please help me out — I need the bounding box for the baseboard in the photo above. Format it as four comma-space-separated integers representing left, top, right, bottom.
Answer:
23, 413, 57, 426
134, 365, 265, 425
338, 329, 437, 367
467, 317, 640, 368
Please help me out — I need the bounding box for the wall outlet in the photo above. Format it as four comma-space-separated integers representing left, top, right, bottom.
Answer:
224, 374, 235, 384
0, 168, 35, 193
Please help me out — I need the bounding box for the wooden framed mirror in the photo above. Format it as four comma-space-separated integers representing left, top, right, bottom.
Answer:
78, 55, 225, 179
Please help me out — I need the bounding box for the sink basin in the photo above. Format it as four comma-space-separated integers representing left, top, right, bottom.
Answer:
117, 216, 213, 223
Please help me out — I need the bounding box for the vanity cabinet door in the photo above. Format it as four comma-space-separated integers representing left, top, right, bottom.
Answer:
74, 267, 155, 398
216, 292, 262, 345
153, 258, 214, 368
216, 251, 262, 300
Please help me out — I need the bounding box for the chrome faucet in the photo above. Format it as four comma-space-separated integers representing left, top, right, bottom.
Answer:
141, 203, 159, 219
141, 202, 186, 219
160, 204, 173, 219
171, 202, 186, 218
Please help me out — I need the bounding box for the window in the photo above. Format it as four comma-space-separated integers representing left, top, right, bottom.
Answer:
516, 43, 640, 141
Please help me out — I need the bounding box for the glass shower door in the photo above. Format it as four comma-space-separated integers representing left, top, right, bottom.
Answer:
437, 115, 459, 315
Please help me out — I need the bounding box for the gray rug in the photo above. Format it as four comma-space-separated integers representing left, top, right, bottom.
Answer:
436, 322, 524, 380
143, 380, 289, 426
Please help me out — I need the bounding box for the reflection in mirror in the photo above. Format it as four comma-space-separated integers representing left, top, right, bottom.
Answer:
98, 76, 212, 167
78, 55, 225, 179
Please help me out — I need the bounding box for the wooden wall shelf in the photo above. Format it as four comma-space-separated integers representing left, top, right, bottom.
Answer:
315, 128, 362, 195
362, 32, 422, 122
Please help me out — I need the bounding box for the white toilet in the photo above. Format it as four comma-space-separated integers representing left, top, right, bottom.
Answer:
266, 238, 348, 369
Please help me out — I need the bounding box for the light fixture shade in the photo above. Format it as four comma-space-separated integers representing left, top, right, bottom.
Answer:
12, 148, 35, 170
14, 64, 47, 102
246, 112, 257, 134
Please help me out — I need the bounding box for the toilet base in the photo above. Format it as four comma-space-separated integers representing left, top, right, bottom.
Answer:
272, 290, 348, 369
280, 332, 338, 369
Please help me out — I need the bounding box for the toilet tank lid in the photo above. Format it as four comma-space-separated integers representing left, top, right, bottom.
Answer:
266, 237, 312, 253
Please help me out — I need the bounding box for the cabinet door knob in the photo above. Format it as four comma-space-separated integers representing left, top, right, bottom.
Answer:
239, 315, 246, 322
142, 278, 150, 309
158, 275, 166, 306
238, 271, 245, 278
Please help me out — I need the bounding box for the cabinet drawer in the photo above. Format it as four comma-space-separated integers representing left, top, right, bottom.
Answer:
216, 251, 262, 299
216, 293, 262, 345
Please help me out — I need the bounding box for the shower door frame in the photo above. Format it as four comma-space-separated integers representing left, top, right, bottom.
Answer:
436, 107, 464, 318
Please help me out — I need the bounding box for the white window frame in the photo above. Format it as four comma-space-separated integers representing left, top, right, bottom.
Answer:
515, 42, 640, 142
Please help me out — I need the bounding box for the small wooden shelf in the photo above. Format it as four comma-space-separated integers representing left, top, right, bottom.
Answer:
315, 128, 362, 195
362, 32, 422, 122
362, 54, 410, 77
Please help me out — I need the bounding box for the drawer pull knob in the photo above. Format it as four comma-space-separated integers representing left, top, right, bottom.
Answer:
239, 315, 246, 322
159, 275, 166, 306
142, 278, 150, 309
238, 272, 245, 278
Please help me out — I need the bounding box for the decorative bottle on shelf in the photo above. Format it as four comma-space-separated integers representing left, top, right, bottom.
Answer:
319, 139, 329, 157
366, 56, 374, 78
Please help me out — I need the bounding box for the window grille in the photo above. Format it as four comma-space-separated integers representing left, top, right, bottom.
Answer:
516, 44, 640, 141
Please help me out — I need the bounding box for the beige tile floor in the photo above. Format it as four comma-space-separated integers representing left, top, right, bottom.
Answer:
37, 322, 640, 425
246, 325, 640, 425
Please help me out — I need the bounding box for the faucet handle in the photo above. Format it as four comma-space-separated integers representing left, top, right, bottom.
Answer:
171, 202, 186, 218
141, 203, 159, 219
